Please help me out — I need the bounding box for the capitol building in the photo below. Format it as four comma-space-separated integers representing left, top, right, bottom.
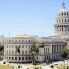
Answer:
4, 2, 69, 63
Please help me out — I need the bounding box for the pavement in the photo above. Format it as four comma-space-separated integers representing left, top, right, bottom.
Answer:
0, 60, 69, 69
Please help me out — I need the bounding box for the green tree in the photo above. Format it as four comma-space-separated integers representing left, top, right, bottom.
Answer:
61, 48, 69, 69
0, 44, 4, 60
0, 45, 4, 51
30, 41, 39, 64
16, 45, 21, 63
30, 41, 45, 64
16, 46, 20, 54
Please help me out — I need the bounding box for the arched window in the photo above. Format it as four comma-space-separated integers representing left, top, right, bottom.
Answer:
62, 12, 63, 16
19, 57, 21, 60
59, 19, 60, 22
67, 12, 68, 15
68, 19, 69, 22
9, 57, 11, 60
62, 27, 63, 31
65, 19, 66, 22
57, 20, 58, 23
64, 12, 66, 15
22, 57, 24, 60
62, 19, 63, 22
12, 57, 14, 60
15, 57, 17, 60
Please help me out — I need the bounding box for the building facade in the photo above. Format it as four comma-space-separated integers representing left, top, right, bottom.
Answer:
4, 2, 69, 63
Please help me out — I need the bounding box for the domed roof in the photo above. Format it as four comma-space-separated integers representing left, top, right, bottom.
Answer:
57, 2, 69, 16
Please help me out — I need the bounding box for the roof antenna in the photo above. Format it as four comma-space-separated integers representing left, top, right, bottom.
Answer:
9, 32, 10, 37
62, 0, 65, 8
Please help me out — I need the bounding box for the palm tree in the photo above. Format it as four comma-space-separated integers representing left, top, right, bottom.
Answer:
30, 41, 45, 64
16, 45, 21, 63
30, 41, 39, 64
61, 48, 69, 69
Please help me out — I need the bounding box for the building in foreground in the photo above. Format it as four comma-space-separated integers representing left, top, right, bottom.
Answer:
4, 2, 69, 63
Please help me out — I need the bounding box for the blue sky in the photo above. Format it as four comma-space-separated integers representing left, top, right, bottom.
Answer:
0, 0, 69, 37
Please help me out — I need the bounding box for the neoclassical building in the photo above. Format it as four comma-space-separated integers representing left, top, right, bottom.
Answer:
4, 2, 69, 63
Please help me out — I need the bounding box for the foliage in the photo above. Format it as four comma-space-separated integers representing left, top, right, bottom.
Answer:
18, 65, 21, 68
16, 46, 20, 53
50, 65, 54, 68
3, 62, 6, 64
39, 42, 44, 48
61, 48, 69, 59
30, 41, 45, 64
0, 45, 4, 51
35, 67, 39, 69
67, 66, 69, 69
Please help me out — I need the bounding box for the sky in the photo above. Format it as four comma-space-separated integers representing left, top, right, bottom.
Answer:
0, 0, 69, 37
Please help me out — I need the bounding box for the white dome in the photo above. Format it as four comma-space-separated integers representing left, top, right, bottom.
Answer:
57, 3, 69, 16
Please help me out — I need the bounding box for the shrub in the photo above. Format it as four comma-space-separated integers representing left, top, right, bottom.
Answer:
50, 65, 54, 68
35, 67, 39, 69
18, 65, 21, 68
67, 66, 69, 69
3, 62, 6, 64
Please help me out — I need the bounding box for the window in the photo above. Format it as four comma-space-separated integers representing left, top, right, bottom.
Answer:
64, 12, 66, 15
29, 40, 30, 42
22, 40, 24, 42
9, 51, 11, 55
67, 12, 68, 15
9, 40, 11, 42
12, 51, 14, 54
7, 45, 8, 48
9, 57, 11, 60
12, 57, 14, 60
15, 57, 17, 60
59, 19, 60, 22
7, 50, 8, 54
26, 50, 27, 54
68, 28, 69, 31
19, 40, 20, 42
15, 40, 17, 42
62, 12, 63, 16
19, 57, 21, 60
12, 45, 14, 48
29, 45, 30, 48
22, 51, 24, 54
68, 19, 69, 22
22, 57, 24, 60
22, 45, 24, 48
57, 20, 58, 23
65, 19, 66, 22
29, 57, 31, 60
62, 19, 63, 22
62, 27, 63, 31
26, 57, 27, 60
46, 48, 47, 53
48, 48, 49, 53
44, 48, 45, 54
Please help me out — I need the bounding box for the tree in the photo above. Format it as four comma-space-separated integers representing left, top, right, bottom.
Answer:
0, 45, 4, 51
61, 48, 69, 69
16, 45, 21, 63
30, 41, 45, 64
0, 44, 4, 60
30, 41, 39, 64
16, 46, 20, 54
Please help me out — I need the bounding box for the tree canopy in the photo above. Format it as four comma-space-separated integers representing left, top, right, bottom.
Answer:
61, 48, 69, 59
